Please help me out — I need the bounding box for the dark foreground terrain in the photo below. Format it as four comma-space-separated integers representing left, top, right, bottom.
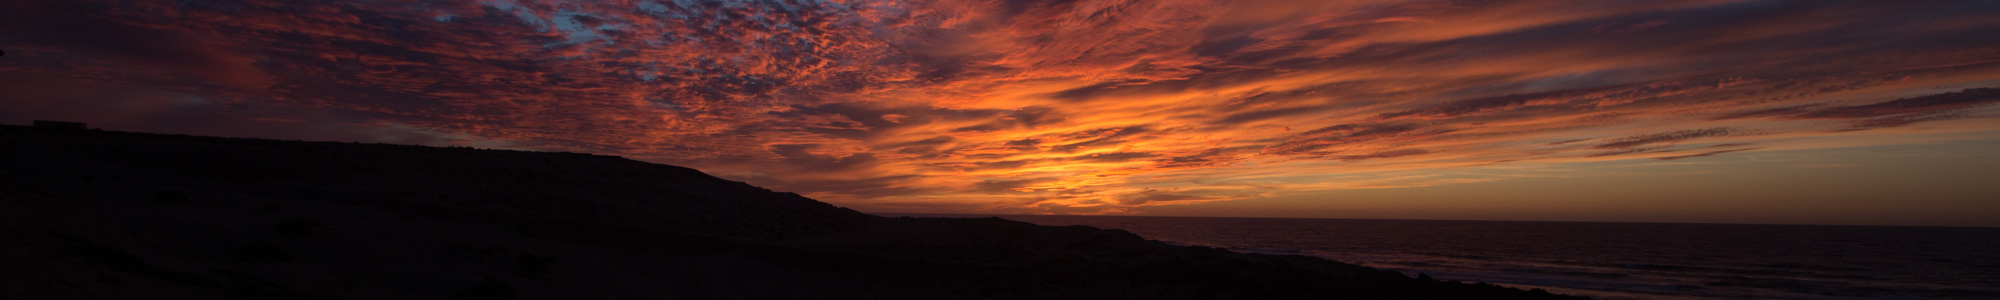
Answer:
0, 125, 1583, 299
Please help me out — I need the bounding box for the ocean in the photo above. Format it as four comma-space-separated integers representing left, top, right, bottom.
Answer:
888, 214, 2000, 300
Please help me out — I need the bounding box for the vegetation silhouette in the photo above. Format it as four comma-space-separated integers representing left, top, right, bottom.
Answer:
0, 124, 1585, 299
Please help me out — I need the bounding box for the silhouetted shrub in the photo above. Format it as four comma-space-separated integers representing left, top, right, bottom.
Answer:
516, 253, 551, 279
71, 240, 152, 271
276, 219, 319, 238
454, 278, 517, 300
152, 189, 189, 202
230, 240, 293, 263
68, 239, 222, 287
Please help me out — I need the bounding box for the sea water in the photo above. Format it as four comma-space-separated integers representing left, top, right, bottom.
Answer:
892, 214, 2000, 300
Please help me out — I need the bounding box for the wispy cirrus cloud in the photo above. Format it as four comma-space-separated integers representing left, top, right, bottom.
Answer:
4, 0, 2000, 214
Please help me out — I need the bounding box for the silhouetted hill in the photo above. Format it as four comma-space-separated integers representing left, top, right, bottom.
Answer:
0, 125, 1585, 299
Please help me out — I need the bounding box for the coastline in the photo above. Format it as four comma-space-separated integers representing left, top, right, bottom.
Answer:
918, 214, 2000, 300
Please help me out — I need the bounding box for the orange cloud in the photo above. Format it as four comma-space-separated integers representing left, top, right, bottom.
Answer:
5, 0, 2000, 215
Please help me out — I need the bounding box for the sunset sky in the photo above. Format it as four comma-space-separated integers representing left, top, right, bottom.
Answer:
5, 0, 1998, 226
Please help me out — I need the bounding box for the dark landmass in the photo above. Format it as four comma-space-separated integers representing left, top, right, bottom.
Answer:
0, 125, 1585, 299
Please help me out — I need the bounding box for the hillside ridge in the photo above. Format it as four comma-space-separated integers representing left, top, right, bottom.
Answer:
0, 125, 1584, 299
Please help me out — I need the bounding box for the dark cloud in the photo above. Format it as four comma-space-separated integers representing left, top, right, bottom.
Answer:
1153, 147, 1250, 169
972, 178, 1051, 194
1217, 106, 1335, 125
1334, 149, 1431, 162
1048, 126, 1149, 153
1653, 148, 1762, 161
1711, 104, 1825, 120
1116, 188, 1228, 205
1046, 68, 1287, 102
1795, 87, 2000, 119
974, 159, 1038, 170
771, 144, 878, 172
1546, 138, 1595, 146
1003, 138, 1044, 151
1069, 152, 1159, 163
1264, 123, 1426, 156
1378, 90, 1586, 120
1706, 87, 2000, 130
951, 106, 1068, 133
1584, 147, 1665, 158
1594, 128, 1738, 150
